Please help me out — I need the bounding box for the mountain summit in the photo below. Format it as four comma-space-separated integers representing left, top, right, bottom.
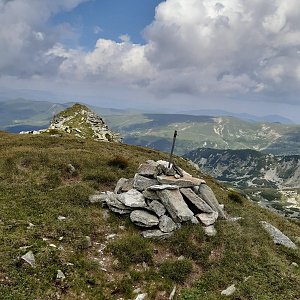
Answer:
21, 103, 122, 142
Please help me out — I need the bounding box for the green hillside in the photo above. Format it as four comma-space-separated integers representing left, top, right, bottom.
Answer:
1, 132, 300, 299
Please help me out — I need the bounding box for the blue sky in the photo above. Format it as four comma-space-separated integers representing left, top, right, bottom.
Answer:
0, 0, 300, 123
51, 0, 164, 49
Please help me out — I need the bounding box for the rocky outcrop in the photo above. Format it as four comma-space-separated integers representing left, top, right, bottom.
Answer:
20, 103, 121, 143
90, 160, 227, 238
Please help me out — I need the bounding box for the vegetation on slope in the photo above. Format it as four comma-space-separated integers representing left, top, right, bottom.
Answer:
0, 131, 300, 299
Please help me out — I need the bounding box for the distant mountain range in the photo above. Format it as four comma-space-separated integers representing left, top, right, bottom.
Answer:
184, 148, 300, 189
1, 98, 299, 156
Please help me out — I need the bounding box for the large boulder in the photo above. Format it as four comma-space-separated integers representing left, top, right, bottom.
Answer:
157, 189, 194, 222
260, 221, 297, 249
117, 189, 147, 208
130, 210, 159, 227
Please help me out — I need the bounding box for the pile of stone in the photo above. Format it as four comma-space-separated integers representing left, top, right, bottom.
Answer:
90, 160, 227, 239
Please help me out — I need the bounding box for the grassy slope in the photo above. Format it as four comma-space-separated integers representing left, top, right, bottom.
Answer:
0, 131, 300, 299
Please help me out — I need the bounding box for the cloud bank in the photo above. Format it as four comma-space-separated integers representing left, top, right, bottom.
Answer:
1, 0, 300, 104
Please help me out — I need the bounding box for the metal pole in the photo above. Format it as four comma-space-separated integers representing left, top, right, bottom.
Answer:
168, 130, 177, 168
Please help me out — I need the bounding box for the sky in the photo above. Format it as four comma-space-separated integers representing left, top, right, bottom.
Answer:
0, 0, 300, 123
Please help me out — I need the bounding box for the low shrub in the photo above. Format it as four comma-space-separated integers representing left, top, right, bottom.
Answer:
108, 155, 129, 169
107, 235, 153, 269
228, 191, 244, 204
159, 259, 193, 283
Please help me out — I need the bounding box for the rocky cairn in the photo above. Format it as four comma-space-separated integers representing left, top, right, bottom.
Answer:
90, 160, 227, 238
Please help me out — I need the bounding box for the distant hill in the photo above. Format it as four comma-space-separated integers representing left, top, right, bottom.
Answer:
184, 148, 300, 189
107, 114, 300, 156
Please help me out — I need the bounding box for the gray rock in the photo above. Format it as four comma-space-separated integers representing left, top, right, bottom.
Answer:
133, 174, 158, 191
147, 184, 179, 191
228, 217, 243, 222
159, 215, 177, 233
56, 270, 66, 280
291, 262, 299, 267
121, 178, 134, 192
260, 221, 297, 249
180, 188, 213, 213
191, 216, 199, 224
67, 163, 76, 174
142, 229, 173, 240
89, 192, 108, 205
149, 200, 166, 217
85, 236, 92, 247
198, 184, 226, 219
203, 225, 217, 236
135, 293, 147, 300
114, 178, 128, 194
130, 210, 159, 227
157, 175, 205, 188
106, 192, 132, 214
221, 284, 236, 296
143, 189, 160, 200
138, 162, 160, 178
169, 286, 176, 300
117, 189, 147, 208
157, 189, 194, 222
21, 251, 36, 267
196, 212, 218, 226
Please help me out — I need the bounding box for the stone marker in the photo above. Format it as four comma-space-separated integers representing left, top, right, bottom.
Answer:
157, 189, 194, 222
260, 221, 297, 249
130, 210, 159, 227
180, 188, 214, 213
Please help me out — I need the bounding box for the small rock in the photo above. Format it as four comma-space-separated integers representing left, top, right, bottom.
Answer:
133, 174, 158, 191
159, 215, 177, 233
114, 178, 128, 194
197, 212, 218, 226
135, 294, 147, 300
119, 225, 125, 230
56, 270, 66, 280
85, 236, 92, 247
57, 216, 66, 221
138, 162, 160, 178
221, 284, 236, 296
58, 236, 64, 241
19, 245, 32, 250
106, 234, 117, 240
148, 200, 166, 217
21, 251, 36, 267
291, 262, 299, 267
142, 229, 173, 240
228, 217, 243, 222
67, 164, 76, 174
49, 244, 57, 248
27, 222, 35, 229
204, 225, 217, 237
133, 288, 142, 294
169, 286, 176, 300
177, 256, 185, 260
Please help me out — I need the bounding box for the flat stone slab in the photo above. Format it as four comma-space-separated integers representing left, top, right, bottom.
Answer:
198, 184, 226, 219
142, 229, 173, 240
148, 200, 166, 217
159, 215, 177, 232
197, 212, 218, 226
133, 174, 158, 191
157, 175, 205, 188
260, 221, 297, 249
147, 185, 179, 191
117, 189, 147, 208
180, 188, 213, 213
157, 189, 194, 222
130, 210, 159, 227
